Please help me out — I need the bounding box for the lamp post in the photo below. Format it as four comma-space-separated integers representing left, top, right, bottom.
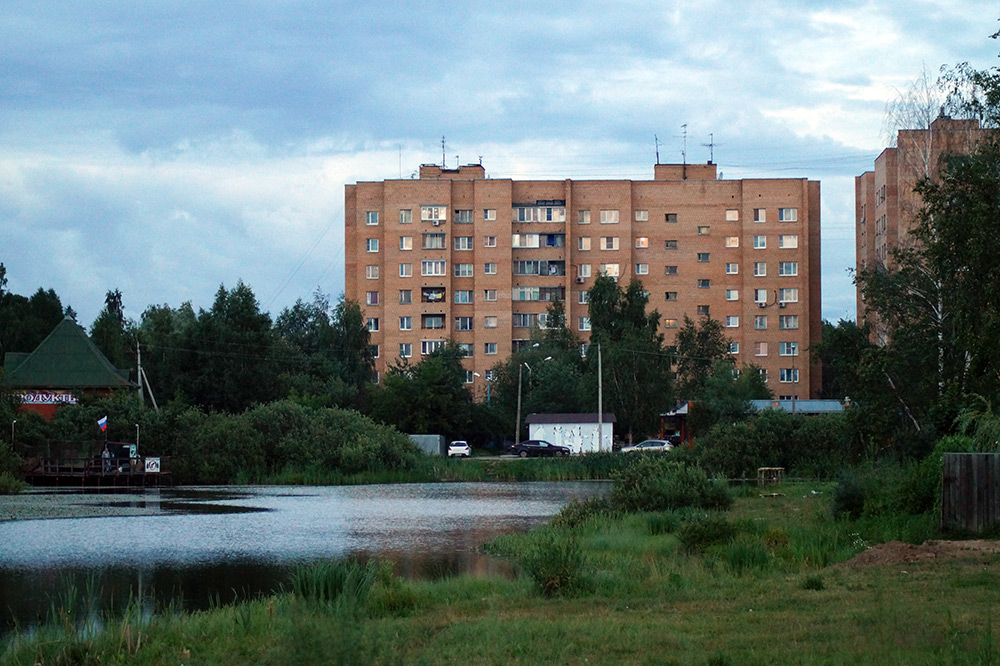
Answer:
515, 362, 528, 448
135, 423, 140, 452
10, 419, 15, 448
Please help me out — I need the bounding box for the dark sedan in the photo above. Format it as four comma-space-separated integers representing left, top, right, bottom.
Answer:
510, 439, 571, 458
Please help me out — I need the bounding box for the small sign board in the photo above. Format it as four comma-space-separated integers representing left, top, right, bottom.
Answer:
144, 457, 160, 473
129, 445, 137, 458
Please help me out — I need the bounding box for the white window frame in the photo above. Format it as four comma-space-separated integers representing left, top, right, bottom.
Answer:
484, 289, 497, 302
399, 209, 412, 224
484, 235, 497, 248
455, 236, 474, 251
779, 262, 799, 277
421, 260, 446, 276
779, 234, 798, 249
634, 209, 649, 222
366, 265, 379, 279
366, 211, 379, 226
399, 343, 412, 358
600, 236, 619, 251
636, 263, 648, 275
726, 315, 739, 328
366, 238, 378, 253
726, 263, 739, 275
454, 263, 474, 278
778, 208, 798, 222
399, 236, 413, 251
399, 263, 412, 278
753, 235, 766, 249
754, 262, 767, 277
484, 262, 498, 275
484, 315, 498, 328
726, 289, 739, 301
726, 209, 739, 221
399, 316, 412, 331
600, 209, 619, 224
483, 208, 497, 221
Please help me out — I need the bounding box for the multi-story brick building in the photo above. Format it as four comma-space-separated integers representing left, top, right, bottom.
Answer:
346, 161, 822, 399
856, 116, 988, 326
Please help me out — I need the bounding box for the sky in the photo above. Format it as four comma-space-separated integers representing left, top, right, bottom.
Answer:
1, 1, 997, 329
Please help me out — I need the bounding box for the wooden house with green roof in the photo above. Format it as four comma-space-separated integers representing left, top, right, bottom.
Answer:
4, 317, 136, 419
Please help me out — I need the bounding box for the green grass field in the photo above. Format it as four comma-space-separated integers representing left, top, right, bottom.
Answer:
5, 482, 998, 665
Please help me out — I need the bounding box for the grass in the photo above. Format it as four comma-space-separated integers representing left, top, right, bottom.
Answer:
5, 482, 997, 665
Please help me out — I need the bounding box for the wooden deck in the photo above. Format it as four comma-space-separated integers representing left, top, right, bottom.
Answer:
22, 456, 173, 488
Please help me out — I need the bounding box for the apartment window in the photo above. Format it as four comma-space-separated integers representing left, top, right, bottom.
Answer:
664, 291, 678, 301
754, 288, 768, 303
729, 342, 740, 354
726, 263, 738, 275
726, 209, 739, 221
779, 315, 799, 330
779, 288, 799, 303
399, 343, 412, 358
665, 239, 678, 250
484, 289, 497, 301
421, 205, 446, 222
755, 341, 768, 356
367, 318, 379, 332
600, 236, 619, 250
421, 339, 445, 355
698, 279, 711, 288
779, 234, 798, 249
779, 262, 798, 276
399, 209, 412, 224
754, 262, 767, 277
635, 236, 649, 249
753, 208, 766, 223
697, 252, 710, 262
399, 316, 412, 331
634, 210, 649, 222
600, 209, 619, 224
759, 368, 769, 383
754, 315, 767, 330
779, 341, 799, 356
484, 315, 498, 328
664, 265, 678, 275
600, 263, 620, 277
421, 260, 446, 276
422, 233, 446, 249
455, 209, 473, 224
365, 211, 379, 226
778, 208, 798, 222
780, 368, 800, 383
726, 289, 739, 301
484, 262, 497, 275
753, 235, 766, 249
365, 291, 379, 306
697, 226, 710, 235
399, 289, 412, 305
578, 210, 591, 225
513, 313, 536, 328
636, 263, 648, 275
422, 287, 445, 303
697, 305, 710, 316
454, 290, 473, 304
366, 238, 378, 253
664, 318, 678, 328
665, 213, 678, 223
422, 314, 445, 330
512, 233, 540, 248
578, 264, 592, 278
454, 263, 474, 277
578, 237, 591, 251
484, 208, 497, 221
455, 236, 473, 250
484, 342, 498, 355
399, 236, 413, 250
366, 265, 379, 279
578, 317, 591, 331
726, 315, 739, 328
397, 264, 412, 279
455, 316, 473, 331
725, 236, 739, 248
578, 291, 590, 304
484, 235, 497, 247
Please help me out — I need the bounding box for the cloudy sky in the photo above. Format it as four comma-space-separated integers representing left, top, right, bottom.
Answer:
1, 1, 997, 328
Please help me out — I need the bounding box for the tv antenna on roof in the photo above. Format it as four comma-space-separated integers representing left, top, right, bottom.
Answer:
680, 124, 688, 166
654, 134, 660, 164
701, 133, 721, 163
441, 136, 446, 167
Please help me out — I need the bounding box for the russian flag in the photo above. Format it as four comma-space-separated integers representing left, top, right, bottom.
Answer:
98, 416, 108, 432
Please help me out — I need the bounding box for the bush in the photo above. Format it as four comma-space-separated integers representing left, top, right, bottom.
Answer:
677, 513, 736, 553
518, 531, 588, 597
610, 457, 732, 513
0, 471, 25, 494
290, 558, 390, 612
550, 495, 615, 529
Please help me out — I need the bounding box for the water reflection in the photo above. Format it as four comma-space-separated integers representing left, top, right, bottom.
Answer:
0, 481, 606, 634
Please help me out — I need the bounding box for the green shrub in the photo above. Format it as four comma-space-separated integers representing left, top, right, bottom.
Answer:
290, 558, 388, 612
610, 457, 732, 514
677, 513, 736, 553
550, 495, 615, 529
0, 471, 25, 494
721, 535, 772, 574
518, 531, 588, 598
832, 469, 866, 519
801, 574, 825, 590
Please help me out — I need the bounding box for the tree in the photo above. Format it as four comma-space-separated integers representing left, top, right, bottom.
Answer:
328, 296, 374, 408
586, 274, 673, 443
90, 289, 134, 370
674, 315, 732, 398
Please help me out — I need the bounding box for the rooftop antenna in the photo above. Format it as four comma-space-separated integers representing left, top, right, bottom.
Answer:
455, 154, 459, 169
680, 124, 688, 179
441, 136, 446, 168
701, 133, 720, 164
654, 134, 661, 164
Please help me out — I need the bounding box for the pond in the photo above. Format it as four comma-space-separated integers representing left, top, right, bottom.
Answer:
0, 481, 607, 634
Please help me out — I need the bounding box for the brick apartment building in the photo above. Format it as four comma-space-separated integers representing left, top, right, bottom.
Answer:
856, 116, 988, 327
346, 161, 822, 399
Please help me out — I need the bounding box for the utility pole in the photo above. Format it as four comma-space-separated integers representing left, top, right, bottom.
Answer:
597, 344, 603, 451
515, 363, 523, 447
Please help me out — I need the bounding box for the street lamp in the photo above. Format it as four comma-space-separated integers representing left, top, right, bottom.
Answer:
515, 351, 552, 447
10, 419, 16, 447
135, 423, 140, 453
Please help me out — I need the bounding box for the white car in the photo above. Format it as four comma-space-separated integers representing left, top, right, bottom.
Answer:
447, 440, 471, 457
620, 439, 674, 453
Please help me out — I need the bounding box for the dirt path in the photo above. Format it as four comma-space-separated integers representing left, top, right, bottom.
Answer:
841, 539, 1000, 567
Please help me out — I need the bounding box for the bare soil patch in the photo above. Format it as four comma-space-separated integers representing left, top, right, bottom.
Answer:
841, 539, 1000, 568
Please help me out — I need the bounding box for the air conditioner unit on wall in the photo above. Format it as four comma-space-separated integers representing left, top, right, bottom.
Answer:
779, 302, 786, 308
758, 302, 766, 308
432, 219, 441, 226
576, 277, 585, 284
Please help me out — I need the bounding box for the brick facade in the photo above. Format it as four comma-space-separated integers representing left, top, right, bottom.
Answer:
347, 162, 822, 399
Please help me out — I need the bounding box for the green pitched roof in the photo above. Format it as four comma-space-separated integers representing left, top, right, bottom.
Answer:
4, 317, 134, 389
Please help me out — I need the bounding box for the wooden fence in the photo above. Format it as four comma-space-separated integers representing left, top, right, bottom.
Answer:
941, 453, 1000, 533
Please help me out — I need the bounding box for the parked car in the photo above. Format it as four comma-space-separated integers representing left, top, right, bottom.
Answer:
620, 439, 674, 453
510, 439, 571, 458
447, 440, 471, 457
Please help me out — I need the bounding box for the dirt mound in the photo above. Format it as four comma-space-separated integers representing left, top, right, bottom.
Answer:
841, 540, 1000, 568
